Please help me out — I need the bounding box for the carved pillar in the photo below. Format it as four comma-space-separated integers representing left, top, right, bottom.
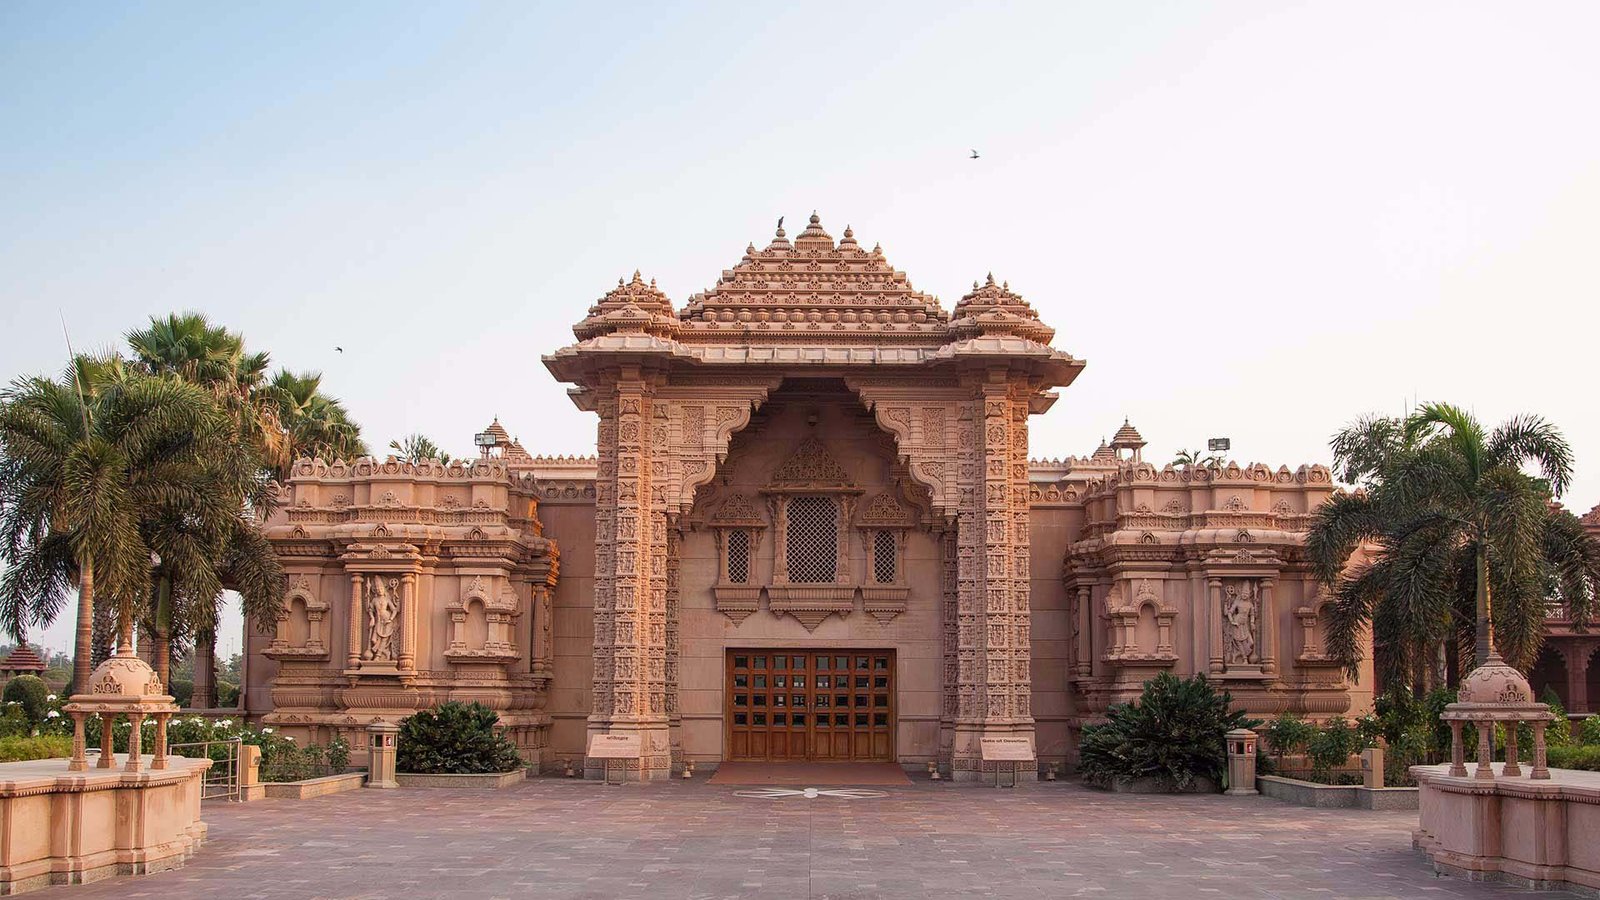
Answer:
1074, 585, 1092, 677
1207, 577, 1224, 674
192, 628, 217, 709
950, 379, 1035, 781
665, 522, 682, 766
1567, 645, 1591, 715
586, 370, 671, 782
939, 526, 958, 772
347, 573, 363, 669
399, 573, 417, 671
1259, 578, 1277, 676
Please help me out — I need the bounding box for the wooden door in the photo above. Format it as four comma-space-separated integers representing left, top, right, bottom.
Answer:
726, 650, 894, 762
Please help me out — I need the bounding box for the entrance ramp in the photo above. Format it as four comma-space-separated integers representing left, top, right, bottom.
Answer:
707, 761, 911, 786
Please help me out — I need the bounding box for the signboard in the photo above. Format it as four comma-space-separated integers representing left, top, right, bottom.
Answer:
979, 736, 1036, 762
1208, 438, 1231, 452
586, 733, 642, 759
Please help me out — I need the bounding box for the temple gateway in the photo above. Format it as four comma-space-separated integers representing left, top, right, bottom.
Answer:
259, 214, 1369, 780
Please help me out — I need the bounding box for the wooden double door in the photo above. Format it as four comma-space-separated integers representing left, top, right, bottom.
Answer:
726, 649, 895, 762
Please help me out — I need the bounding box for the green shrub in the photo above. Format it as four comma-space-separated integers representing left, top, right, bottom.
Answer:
166, 678, 194, 707
397, 702, 523, 775
1546, 744, 1600, 772
1306, 717, 1362, 780
1077, 672, 1257, 792
3, 675, 50, 725
1578, 716, 1600, 746
216, 681, 240, 708
0, 734, 71, 762
1263, 713, 1315, 763
0, 706, 30, 738
327, 735, 351, 772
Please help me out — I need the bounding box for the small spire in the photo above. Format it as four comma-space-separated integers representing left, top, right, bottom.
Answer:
986, 272, 996, 286
810, 210, 820, 224
843, 225, 853, 238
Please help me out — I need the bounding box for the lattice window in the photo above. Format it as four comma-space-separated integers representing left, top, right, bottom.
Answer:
726, 529, 750, 584
786, 496, 838, 583
872, 530, 897, 584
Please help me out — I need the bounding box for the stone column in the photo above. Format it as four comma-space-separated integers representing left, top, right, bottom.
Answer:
68, 712, 87, 771
950, 380, 1035, 781
98, 713, 116, 769
1074, 586, 1092, 677
192, 628, 217, 709
1448, 721, 1467, 777
1474, 722, 1494, 780
125, 712, 144, 773
1259, 578, 1277, 676
399, 573, 417, 671
586, 370, 672, 782
152, 712, 170, 770
1568, 645, 1591, 715
347, 573, 364, 668
1207, 578, 1225, 674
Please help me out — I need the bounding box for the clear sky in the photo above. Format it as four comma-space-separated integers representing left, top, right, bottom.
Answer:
4, 2, 1597, 656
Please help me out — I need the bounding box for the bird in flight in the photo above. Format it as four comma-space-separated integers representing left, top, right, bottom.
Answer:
335, 346, 344, 353
970, 149, 980, 159
777, 215, 784, 231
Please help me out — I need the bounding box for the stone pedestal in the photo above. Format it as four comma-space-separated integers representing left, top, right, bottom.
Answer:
367, 721, 399, 789
1361, 747, 1385, 789
1225, 727, 1259, 795
0, 755, 209, 894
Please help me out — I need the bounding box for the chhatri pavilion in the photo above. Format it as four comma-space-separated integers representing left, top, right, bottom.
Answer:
258, 214, 1369, 781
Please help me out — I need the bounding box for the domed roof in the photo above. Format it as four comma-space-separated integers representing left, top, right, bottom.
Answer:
1456, 658, 1534, 705
82, 652, 166, 699
1110, 419, 1145, 449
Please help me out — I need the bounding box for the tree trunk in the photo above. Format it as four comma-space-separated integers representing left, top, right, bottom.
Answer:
72, 558, 94, 692
192, 627, 216, 709
152, 574, 172, 689
1475, 545, 1494, 664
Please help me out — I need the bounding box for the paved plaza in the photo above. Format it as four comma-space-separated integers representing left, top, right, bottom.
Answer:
40, 778, 1583, 900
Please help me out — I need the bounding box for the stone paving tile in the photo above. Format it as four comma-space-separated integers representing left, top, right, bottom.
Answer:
33, 779, 1583, 899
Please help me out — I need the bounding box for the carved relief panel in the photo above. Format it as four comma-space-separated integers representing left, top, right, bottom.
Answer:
266, 575, 331, 661
446, 574, 521, 664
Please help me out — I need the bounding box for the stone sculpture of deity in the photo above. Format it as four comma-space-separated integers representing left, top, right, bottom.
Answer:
1224, 582, 1258, 666
365, 576, 399, 661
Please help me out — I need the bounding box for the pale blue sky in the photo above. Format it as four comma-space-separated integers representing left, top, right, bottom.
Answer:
4, 2, 1597, 654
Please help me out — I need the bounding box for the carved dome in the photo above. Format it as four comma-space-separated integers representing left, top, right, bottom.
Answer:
1456, 659, 1534, 705
83, 652, 166, 699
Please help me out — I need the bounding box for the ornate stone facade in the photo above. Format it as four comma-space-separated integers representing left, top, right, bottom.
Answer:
257, 214, 1373, 778
258, 456, 558, 763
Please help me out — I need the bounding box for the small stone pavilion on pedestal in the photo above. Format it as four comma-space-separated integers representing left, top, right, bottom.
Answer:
0, 635, 209, 894
1415, 634, 1600, 893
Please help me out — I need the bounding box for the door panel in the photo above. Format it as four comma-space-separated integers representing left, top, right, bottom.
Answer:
726, 650, 895, 762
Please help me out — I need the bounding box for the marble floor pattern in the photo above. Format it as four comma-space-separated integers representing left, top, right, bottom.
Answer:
39, 777, 1583, 900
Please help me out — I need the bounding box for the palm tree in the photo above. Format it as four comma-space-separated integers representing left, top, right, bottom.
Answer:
1172, 448, 1223, 469
126, 314, 289, 688
389, 433, 451, 464
0, 360, 223, 687
1307, 403, 1600, 693
266, 369, 365, 470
